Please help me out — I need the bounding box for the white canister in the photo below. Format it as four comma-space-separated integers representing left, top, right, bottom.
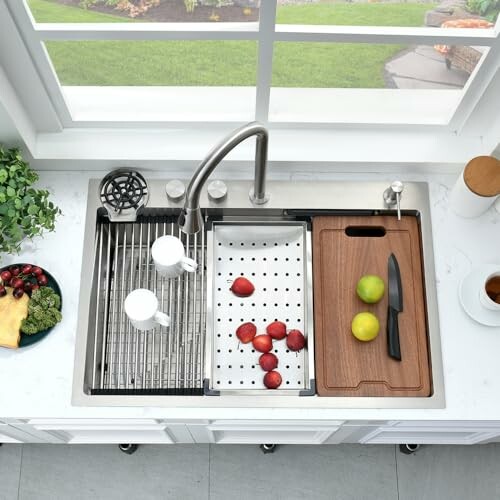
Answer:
449, 170, 498, 218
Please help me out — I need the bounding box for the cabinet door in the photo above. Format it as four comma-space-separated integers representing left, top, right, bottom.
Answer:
25, 419, 193, 444
360, 422, 500, 445
189, 420, 344, 444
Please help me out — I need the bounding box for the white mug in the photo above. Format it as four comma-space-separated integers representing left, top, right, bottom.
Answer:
479, 272, 500, 311
124, 289, 170, 331
151, 235, 197, 279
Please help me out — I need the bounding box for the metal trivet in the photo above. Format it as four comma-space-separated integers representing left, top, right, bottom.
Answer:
205, 221, 315, 396
100, 169, 149, 222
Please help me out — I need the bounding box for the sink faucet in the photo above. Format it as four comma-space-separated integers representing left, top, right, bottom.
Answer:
178, 121, 269, 234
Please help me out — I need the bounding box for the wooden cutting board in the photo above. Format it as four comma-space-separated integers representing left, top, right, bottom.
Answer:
313, 216, 431, 397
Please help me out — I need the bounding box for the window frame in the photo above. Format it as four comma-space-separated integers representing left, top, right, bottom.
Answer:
0, 0, 499, 167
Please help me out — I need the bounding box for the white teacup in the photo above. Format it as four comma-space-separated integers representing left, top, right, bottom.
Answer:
151, 235, 198, 279
479, 272, 500, 311
124, 289, 170, 331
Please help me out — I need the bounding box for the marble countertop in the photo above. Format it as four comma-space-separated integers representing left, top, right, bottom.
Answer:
1, 169, 499, 421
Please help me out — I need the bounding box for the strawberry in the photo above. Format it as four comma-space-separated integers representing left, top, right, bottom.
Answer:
252, 334, 273, 353
266, 320, 287, 340
264, 371, 282, 389
286, 329, 306, 352
230, 277, 255, 297
236, 322, 257, 344
259, 352, 278, 372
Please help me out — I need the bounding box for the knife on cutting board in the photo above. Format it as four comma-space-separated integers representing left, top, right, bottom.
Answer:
387, 253, 403, 361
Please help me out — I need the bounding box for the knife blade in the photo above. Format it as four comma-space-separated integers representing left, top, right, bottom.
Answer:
387, 253, 403, 361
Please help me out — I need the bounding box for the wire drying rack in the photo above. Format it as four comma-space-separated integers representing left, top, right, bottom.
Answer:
89, 215, 206, 395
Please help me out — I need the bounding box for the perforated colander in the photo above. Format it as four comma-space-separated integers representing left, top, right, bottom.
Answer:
205, 221, 315, 396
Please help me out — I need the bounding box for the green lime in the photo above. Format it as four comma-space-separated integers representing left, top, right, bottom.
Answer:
351, 312, 380, 342
356, 275, 385, 304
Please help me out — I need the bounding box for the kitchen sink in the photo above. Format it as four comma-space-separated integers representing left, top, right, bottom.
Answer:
73, 179, 444, 408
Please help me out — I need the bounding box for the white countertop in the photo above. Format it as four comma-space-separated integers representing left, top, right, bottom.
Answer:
1, 168, 499, 422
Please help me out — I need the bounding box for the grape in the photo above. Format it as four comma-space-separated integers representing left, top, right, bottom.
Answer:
24, 282, 33, 293
0, 285, 6, 297
10, 267, 20, 277
37, 274, 48, 286
32, 266, 43, 277
12, 278, 25, 289
13, 288, 24, 299
0, 270, 12, 282
21, 264, 33, 275
31, 284, 40, 291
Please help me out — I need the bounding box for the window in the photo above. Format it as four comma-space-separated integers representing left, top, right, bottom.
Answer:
0, 0, 498, 165
2, 0, 497, 127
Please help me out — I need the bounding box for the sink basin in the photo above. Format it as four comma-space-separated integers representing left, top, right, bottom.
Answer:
73, 180, 444, 408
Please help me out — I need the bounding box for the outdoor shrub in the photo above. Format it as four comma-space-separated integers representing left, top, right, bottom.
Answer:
184, 0, 196, 12
79, 0, 160, 17
466, 0, 500, 21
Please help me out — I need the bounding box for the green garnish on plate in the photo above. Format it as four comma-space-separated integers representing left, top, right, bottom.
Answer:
21, 287, 62, 335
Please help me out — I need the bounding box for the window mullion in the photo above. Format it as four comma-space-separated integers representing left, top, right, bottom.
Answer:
35, 22, 260, 41
255, 0, 277, 123
274, 25, 498, 46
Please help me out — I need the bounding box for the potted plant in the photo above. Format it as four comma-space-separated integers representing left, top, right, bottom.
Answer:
0, 146, 61, 261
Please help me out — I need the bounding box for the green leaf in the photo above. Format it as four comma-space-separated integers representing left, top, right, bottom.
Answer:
6, 186, 15, 197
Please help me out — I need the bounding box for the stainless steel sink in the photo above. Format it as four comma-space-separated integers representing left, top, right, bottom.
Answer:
73, 180, 444, 408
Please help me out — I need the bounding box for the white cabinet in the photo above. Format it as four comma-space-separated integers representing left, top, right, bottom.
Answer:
21, 419, 194, 444
188, 420, 344, 444
4, 418, 500, 445
358, 421, 500, 445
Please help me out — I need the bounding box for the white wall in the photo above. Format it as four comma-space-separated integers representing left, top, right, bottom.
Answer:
0, 101, 23, 147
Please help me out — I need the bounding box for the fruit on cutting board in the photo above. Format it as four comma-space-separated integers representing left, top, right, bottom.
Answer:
356, 274, 385, 304
264, 371, 282, 389
236, 322, 257, 344
266, 320, 287, 340
259, 352, 278, 371
0, 287, 29, 348
351, 312, 380, 342
252, 334, 273, 353
230, 277, 255, 297
286, 329, 306, 351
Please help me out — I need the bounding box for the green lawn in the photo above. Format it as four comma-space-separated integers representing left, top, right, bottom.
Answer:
28, 0, 434, 88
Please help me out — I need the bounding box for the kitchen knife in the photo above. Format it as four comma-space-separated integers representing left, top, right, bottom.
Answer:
387, 253, 403, 361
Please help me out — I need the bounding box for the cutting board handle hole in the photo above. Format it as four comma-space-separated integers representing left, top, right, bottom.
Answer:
345, 226, 386, 237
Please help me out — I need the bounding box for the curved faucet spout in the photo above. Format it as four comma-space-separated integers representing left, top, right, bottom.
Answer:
178, 121, 269, 234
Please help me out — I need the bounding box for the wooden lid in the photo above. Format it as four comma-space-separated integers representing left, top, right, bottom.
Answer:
463, 156, 500, 197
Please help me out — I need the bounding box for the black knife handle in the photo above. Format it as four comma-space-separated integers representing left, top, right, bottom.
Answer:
387, 306, 402, 361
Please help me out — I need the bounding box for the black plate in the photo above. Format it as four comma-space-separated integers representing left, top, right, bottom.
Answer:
0, 263, 62, 348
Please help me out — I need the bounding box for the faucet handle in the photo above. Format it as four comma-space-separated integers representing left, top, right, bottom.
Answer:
207, 180, 228, 202
166, 180, 186, 202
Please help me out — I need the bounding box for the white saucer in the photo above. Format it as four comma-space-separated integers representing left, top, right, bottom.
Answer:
459, 265, 500, 327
